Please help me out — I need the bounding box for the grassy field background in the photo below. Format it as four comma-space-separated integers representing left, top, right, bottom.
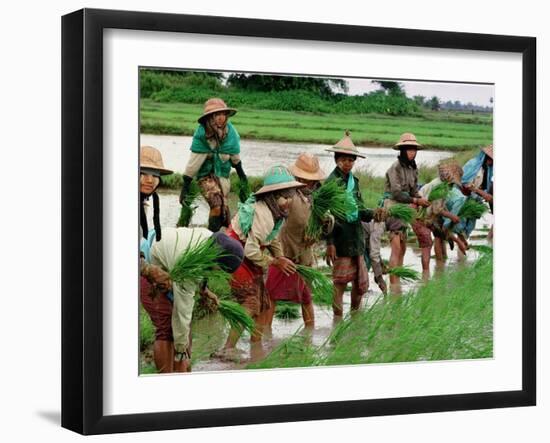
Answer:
141, 100, 492, 151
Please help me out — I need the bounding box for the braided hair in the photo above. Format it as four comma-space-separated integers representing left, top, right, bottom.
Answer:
140, 180, 162, 242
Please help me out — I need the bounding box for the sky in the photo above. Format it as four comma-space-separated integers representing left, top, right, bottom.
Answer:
345, 78, 494, 107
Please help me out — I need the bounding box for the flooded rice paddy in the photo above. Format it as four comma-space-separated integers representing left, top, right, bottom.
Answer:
140, 134, 489, 373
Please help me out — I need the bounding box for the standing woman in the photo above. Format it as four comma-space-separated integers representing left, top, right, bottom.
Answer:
382, 133, 431, 287
325, 131, 373, 317
219, 165, 305, 358
140, 145, 173, 243
265, 153, 333, 330
179, 98, 249, 232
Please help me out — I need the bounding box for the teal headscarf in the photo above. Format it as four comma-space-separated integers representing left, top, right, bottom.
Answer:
190, 121, 240, 178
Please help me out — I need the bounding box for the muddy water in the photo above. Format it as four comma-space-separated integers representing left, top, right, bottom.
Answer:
188, 212, 493, 373
141, 134, 454, 178
141, 133, 488, 373
149, 187, 493, 373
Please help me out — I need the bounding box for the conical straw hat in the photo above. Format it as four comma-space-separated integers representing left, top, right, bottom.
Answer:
254, 165, 306, 196
140, 145, 173, 176
198, 97, 237, 123
393, 132, 424, 150
481, 144, 493, 159
325, 130, 366, 158
288, 152, 326, 181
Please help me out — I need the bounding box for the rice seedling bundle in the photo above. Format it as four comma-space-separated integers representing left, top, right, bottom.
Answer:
236, 178, 252, 203
458, 199, 489, 219
176, 180, 200, 227
296, 264, 333, 306
387, 266, 421, 283
428, 182, 451, 202
217, 300, 256, 335
169, 236, 230, 286
305, 180, 356, 239
275, 302, 301, 320
388, 203, 416, 224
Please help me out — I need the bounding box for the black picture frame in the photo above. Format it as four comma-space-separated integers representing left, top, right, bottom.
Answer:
61, 8, 536, 435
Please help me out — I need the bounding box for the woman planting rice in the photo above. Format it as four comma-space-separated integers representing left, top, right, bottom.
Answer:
381, 133, 431, 289
178, 98, 249, 231
143, 227, 244, 372
417, 159, 468, 267
139, 145, 245, 373
264, 153, 334, 330
324, 131, 374, 317
217, 165, 305, 359
461, 144, 494, 242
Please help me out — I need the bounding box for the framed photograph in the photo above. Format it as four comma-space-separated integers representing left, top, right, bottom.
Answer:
62, 8, 536, 435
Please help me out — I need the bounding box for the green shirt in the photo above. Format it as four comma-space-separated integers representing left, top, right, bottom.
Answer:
325, 167, 373, 257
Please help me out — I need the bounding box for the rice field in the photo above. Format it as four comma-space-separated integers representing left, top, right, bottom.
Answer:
141, 100, 492, 150
247, 251, 493, 369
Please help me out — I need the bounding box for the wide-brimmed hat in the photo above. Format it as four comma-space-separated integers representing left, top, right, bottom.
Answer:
140, 145, 173, 176
198, 98, 237, 124
325, 130, 366, 158
254, 165, 306, 196
481, 144, 493, 159
438, 159, 463, 186
288, 152, 326, 181
393, 132, 424, 150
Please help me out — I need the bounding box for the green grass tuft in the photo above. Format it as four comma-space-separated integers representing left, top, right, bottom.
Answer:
296, 265, 333, 306
387, 266, 422, 283
275, 302, 301, 320
388, 203, 416, 223
458, 199, 489, 219
169, 234, 231, 286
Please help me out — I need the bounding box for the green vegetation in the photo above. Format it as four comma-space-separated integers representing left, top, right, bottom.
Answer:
248, 252, 493, 369
306, 180, 356, 239
169, 236, 231, 286
388, 203, 417, 223
141, 70, 421, 116
140, 305, 155, 351
296, 265, 334, 307
458, 199, 489, 219
177, 180, 200, 227
217, 300, 257, 335
142, 100, 492, 150
428, 182, 451, 201
387, 266, 422, 283
275, 302, 301, 320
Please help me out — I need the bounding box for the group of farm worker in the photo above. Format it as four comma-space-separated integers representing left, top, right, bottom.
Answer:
139, 97, 494, 371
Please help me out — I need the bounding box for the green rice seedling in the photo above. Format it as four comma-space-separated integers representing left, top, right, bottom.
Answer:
176, 180, 200, 227
470, 245, 493, 255
296, 265, 333, 306
140, 363, 158, 375
306, 180, 356, 239
428, 182, 451, 201
388, 203, 416, 224
169, 235, 230, 286
236, 179, 252, 203
458, 199, 489, 219
139, 306, 155, 351
387, 266, 422, 283
249, 253, 493, 369
217, 300, 256, 336
246, 332, 318, 369
275, 302, 301, 320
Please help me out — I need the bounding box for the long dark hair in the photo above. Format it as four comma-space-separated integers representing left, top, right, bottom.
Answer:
140, 177, 162, 241
398, 148, 417, 169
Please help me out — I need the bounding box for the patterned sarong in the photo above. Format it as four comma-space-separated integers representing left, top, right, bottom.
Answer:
332, 255, 369, 295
